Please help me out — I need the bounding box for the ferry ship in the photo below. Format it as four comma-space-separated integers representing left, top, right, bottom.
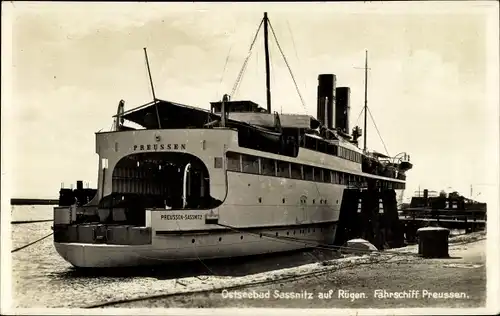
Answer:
53, 13, 412, 268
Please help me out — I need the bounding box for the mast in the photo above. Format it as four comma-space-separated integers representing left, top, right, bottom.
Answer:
143, 47, 162, 129
263, 12, 272, 113
363, 50, 368, 152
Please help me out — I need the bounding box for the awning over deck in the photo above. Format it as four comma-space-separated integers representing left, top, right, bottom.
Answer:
119, 99, 218, 129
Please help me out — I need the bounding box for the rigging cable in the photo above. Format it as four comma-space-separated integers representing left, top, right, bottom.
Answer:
286, 20, 308, 100
268, 20, 308, 113
216, 44, 234, 100
230, 19, 264, 99
354, 106, 365, 127
367, 106, 390, 156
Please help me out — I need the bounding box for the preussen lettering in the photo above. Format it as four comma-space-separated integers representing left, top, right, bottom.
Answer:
161, 214, 203, 221
133, 144, 186, 151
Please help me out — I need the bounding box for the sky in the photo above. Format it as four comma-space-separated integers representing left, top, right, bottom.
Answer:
2, 2, 499, 208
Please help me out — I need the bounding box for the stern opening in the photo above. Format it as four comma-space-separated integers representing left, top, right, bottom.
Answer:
97, 152, 221, 226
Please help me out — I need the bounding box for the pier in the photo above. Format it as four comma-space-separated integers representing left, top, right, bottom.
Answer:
334, 187, 405, 249
399, 208, 486, 242
333, 186, 486, 248
10, 198, 59, 206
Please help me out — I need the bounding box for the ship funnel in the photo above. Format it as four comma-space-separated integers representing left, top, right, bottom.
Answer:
317, 74, 336, 129
335, 87, 351, 133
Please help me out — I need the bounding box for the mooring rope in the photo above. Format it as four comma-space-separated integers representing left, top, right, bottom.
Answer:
11, 232, 54, 253
11, 219, 52, 224
215, 223, 421, 258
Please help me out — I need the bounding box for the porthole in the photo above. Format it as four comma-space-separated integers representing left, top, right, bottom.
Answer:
241, 235, 243, 240
219, 237, 222, 242
258, 197, 262, 203
192, 239, 195, 243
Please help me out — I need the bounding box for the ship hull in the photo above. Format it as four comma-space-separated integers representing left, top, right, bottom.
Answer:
54, 222, 337, 268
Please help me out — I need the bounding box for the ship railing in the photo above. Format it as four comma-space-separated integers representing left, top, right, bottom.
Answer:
400, 208, 487, 222
347, 180, 368, 190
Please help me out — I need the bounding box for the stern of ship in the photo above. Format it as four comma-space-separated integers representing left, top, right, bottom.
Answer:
53, 126, 234, 267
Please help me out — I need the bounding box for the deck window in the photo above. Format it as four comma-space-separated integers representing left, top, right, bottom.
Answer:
323, 169, 332, 183
226, 152, 241, 172
305, 137, 316, 151
318, 141, 327, 153
214, 157, 223, 168
261, 158, 276, 176
326, 144, 334, 155
224, 152, 405, 189
242, 154, 259, 174
304, 165, 314, 181
314, 167, 323, 182
291, 163, 302, 180
277, 161, 290, 177
339, 173, 345, 185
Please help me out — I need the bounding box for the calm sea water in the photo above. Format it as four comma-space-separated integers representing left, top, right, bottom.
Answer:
10, 205, 53, 223
10, 205, 341, 309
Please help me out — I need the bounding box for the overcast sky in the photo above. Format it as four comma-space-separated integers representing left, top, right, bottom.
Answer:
2, 2, 499, 208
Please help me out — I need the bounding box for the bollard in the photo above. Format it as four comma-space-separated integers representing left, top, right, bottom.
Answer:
417, 227, 450, 258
